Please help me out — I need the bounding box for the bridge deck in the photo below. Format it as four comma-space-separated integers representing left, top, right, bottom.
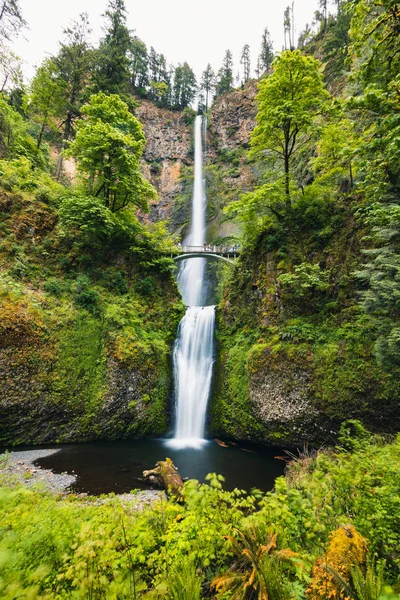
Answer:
172, 245, 240, 257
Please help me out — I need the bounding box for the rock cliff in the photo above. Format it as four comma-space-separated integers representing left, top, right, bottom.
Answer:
135, 101, 193, 229
204, 82, 258, 242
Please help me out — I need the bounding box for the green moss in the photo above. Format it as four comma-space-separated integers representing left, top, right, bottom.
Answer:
211, 325, 265, 440
52, 313, 106, 424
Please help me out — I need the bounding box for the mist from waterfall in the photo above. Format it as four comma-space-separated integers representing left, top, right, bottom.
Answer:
167, 115, 215, 449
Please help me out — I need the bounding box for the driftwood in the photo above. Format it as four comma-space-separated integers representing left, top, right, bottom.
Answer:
142, 458, 184, 496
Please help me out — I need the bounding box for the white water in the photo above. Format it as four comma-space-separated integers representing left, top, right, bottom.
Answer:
167, 115, 215, 449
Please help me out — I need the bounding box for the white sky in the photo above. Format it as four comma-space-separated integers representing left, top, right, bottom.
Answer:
13, 0, 320, 83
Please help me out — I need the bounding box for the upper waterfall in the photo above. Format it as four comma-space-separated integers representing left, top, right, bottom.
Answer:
177, 115, 206, 307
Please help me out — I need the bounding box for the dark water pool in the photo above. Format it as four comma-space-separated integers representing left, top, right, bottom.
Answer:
33, 439, 290, 495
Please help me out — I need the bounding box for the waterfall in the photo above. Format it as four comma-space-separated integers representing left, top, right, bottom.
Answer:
167, 115, 215, 449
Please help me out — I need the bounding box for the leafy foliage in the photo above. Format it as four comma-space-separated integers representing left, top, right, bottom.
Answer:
66, 93, 156, 212
0, 431, 400, 598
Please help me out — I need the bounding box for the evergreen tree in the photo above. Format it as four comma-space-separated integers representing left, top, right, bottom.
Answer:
92, 0, 132, 95
129, 36, 148, 92
173, 62, 196, 109
255, 56, 262, 79
147, 48, 172, 107
259, 27, 274, 73
322, 4, 351, 84
319, 0, 328, 32
148, 46, 160, 82
200, 63, 215, 112
240, 44, 251, 83
54, 15, 93, 139
298, 23, 313, 50
216, 49, 234, 96
52, 13, 94, 177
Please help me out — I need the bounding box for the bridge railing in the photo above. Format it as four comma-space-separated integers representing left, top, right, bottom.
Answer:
173, 244, 240, 254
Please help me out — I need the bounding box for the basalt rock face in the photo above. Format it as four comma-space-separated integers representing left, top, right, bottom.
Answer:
204, 82, 258, 242
136, 101, 193, 231
0, 191, 184, 446
136, 85, 259, 241
207, 81, 258, 155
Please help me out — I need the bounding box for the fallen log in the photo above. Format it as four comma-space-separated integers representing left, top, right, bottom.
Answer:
142, 458, 184, 497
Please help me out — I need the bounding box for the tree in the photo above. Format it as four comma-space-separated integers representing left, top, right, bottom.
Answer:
30, 59, 66, 149
356, 205, 400, 367
284, 6, 292, 50
129, 36, 148, 92
66, 93, 156, 212
240, 44, 251, 83
173, 62, 196, 109
259, 27, 274, 73
147, 47, 172, 107
0, 0, 25, 41
52, 13, 94, 176
298, 23, 313, 50
216, 49, 234, 96
92, 0, 132, 95
350, 0, 400, 85
319, 0, 328, 32
322, 5, 351, 84
251, 50, 329, 204
0, 41, 22, 91
200, 63, 215, 112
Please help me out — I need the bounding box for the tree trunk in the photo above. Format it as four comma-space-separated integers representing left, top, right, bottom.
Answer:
284, 151, 290, 207
37, 121, 46, 150
55, 145, 64, 180
56, 111, 73, 181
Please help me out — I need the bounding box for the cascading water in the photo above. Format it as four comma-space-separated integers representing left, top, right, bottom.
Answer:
167, 115, 215, 449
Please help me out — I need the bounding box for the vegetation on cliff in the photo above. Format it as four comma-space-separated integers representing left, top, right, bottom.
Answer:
211, 0, 400, 443
0, 53, 183, 444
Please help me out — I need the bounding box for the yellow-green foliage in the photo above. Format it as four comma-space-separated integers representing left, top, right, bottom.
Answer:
0, 431, 399, 599
307, 525, 368, 599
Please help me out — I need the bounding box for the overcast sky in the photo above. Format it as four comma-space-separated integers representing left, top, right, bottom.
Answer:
13, 0, 321, 82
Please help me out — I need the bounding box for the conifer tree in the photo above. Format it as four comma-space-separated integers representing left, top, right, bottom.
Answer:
92, 0, 132, 95
173, 62, 196, 109
216, 49, 234, 96
129, 36, 148, 92
319, 0, 328, 32
200, 63, 215, 112
284, 6, 292, 50
240, 44, 251, 83
259, 27, 274, 73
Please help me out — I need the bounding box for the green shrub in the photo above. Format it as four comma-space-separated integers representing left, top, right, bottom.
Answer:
43, 277, 65, 297
73, 275, 101, 314
135, 276, 155, 297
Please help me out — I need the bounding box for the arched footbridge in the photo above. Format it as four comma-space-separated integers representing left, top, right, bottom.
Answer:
170, 245, 240, 265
